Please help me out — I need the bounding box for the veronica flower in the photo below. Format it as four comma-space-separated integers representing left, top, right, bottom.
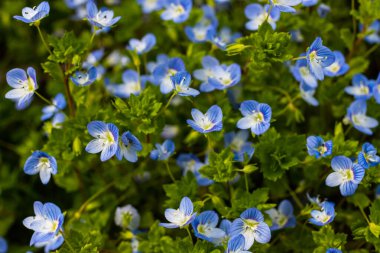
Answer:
187, 105, 223, 134
192, 211, 226, 243
373, 73, 380, 104
302, 0, 318, 7
115, 204, 140, 231
345, 100, 378, 135
52, 113, 66, 129
306, 37, 335, 80
309, 201, 335, 226
41, 93, 66, 121
216, 219, 232, 245
306, 193, 323, 206
161, 0, 192, 23
86, 0, 121, 32
153, 57, 186, 94
14, 1, 50, 24
161, 124, 180, 139
106, 70, 143, 98
237, 100, 272, 136
208, 63, 241, 90
224, 131, 254, 162
325, 156, 365, 196
306, 136, 332, 158
177, 154, 213, 186
185, 23, 216, 43
23, 201, 64, 252
362, 21, 380, 44
326, 249, 342, 253
299, 82, 319, 106
24, 151, 57, 185
138, 0, 164, 13
230, 208, 271, 249
244, 4, 280, 31
5, 67, 38, 110
317, 4, 330, 18
128, 34, 156, 55
323, 51, 349, 77
344, 74, 373, 100
70, 67, 97, 87
83, 49, 104, 69
116, 131, 142, 163
211, 27, 241, 50
65, 0, 88, 9
0, 237, 7, 253
269, 0, 302, 13
85, 121, 119, 161
226, 235, 251, 253
194, 56, 220, 92
265, 200, 296, 231
150, 140, 175, 160
358, 142, 380, 169
105, 50, 130, 68
171, 71, 200, 97
160, 197, 196, 228
291, 54, 318, 88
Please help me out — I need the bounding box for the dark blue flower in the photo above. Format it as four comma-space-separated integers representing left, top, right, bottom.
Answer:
226, 234, 250, 253
362, 21, 380, 44
306, 37, 335, 80
106, 70, 143, 98
358, 142, 380, 169
150, 140, 175, 160
306, 136, 332, 158
153, 57, 186, 94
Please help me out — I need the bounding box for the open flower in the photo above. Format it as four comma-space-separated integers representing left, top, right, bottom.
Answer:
237, 100, 272, 136
269, 0, 302, 13
41, 93, 66, 121
245, 4, 280, 31
309, 201, 335, 226
306, 37, 335, 80
150, 140, 175, 160
115, 204, 140, 231
5, 67, 38, 110
362, 21, 380, 44
161, 0, 192, 23
187, 105, 223, 133
116, 131, 142, 163
153, 57, 186, 94
358, 142, 380, 169
323, 51, 349, 77
171, 71, 200, 97
85, 121, 119, 161
138, 0, 164, 13
128, 33, 156, 55
208, 63, 241, 90
325, 156, 365, 196
86, 0, 121, 32
344, 74, 373, 100
306, 136, 332, 158
194, 56, 220, 92
24, 151, 57, 185
192, 211, 226, 243
224, 131, 254, 162
160, 197, 196, 228
345, 100, 378, 135
106, 70, 143, 98
265, 200, 296, 231
70, 67, 97, 87
291, 54, 318, 88
23, 201, 64, 252
231, 208, 271, 249
300, 82, 319, 106
14, 1, 50, 24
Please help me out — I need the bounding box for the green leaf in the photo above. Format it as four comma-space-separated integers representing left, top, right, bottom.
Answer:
199, 149, 236, 182
163, 173, 198, 208
312, 226, 347, 251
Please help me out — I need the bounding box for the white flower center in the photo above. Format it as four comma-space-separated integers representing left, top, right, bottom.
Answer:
199, 116, 214, 130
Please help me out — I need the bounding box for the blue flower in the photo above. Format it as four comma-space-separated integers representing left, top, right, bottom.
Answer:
237, 100, 272, 136
24, 151, 57, 185
323, 51, 349, 77
138, 0, 164, 13
306, 37, 335, 80
52, 113, 66, 129
116, 131, 142, 163
211, 27, 241, 50
306, 136, 332, 158
85, 121, 119, 162
309, 201, 335, 226
345, 74, 373, 100
226, 234, 251, 253
5, 67, 38, 110
194, 56, 220, 92
171, 71, 200, 97
362, 21, 380, 44
291, 54, 318, 88
83, 49, 104, 69
41, 93, 66, 121
65, 0, 87, 9
0, 237, 7, 253
153, 57, 186, 94
161, 0, 192, 23
70, 66, 97, 87
269, 0, 302, 13
177, 154, 213, 186
14, 1, 50, 24
245, 4, 280, 31
187, 105, 223, 134
128, 33, 156, 55
192, 211, 226, 243
230, 208, 271, 249
160, 197, 196, 228
105, 50, 130, 68
224, 131, 254, 162
300, 82, 319, 106
317, 4, 330, 18
290, 29, 304, 43
150, 140, 175, 160
265, 200, 296, 231
216, 219, 232, 244
373, 73, 380, 104
86, 0, 121, 32
23, 201, 64, 252
345, 100, 378, 135
326, 249, 342, 253
208, 63, 241, 90
106, 70, 143, 98
358, 142, 380, 169
302, 0, 318, 7
185, 23, 216, 43
115, 204, 140, 231
325, 156, 365, 196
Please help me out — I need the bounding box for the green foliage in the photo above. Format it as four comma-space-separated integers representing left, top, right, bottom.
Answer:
312, 226, 347, 253
199, 148, 236, 183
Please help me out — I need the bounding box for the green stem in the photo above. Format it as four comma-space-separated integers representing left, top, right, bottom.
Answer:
205, 134, 214, 151
358, 206, 370, 225
244, 174, 249, 193
364, 43, 380, 57
63, 65, 75, 117
34, 91, 54, 106
291, 56, 307, 61
60, 230, 76, 253
185, 226, 193, 243
163, 92, 176, 112
90, 31, 97, 46
164, 161, 176, 182
265, 4, 273, 22
35, 25, 52, 55
285, 184, 303, 209
75, 182, 115, 218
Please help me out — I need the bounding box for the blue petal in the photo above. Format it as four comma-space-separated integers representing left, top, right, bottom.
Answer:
228, 234, 245, 251
244, 4, 263, 19
257, 103, 272, 122
331, 156, 352, 171
206, 105, 223, 124
179, 196, 193, 216
251, 122, 270, 135
278, 200, 293, 217
352, 163, 365, 183
100, 143, 118, 161
240, 208, 264, 222
87, 121, 107, 137
87, 0, 98, 18
43, 202, 62, 221
6, 68, 27, 88
240, 100, 258, 116
339, 181, 358, 196
253, 222, 271, 244
198, 210, 219, 227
